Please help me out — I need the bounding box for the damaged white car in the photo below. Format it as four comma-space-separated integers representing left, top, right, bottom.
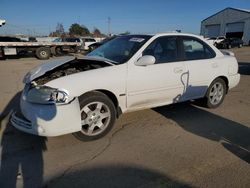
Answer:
11, 33, 240, 141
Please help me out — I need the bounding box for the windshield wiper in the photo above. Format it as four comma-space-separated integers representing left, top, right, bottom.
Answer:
91, 56, 119, 65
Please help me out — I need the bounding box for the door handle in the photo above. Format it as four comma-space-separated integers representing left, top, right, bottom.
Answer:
174, 67, 184, 73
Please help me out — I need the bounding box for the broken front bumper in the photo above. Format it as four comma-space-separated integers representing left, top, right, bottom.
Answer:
11, 94, 82, 137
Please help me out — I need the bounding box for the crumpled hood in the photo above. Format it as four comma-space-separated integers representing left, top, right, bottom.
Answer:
23, 56, 115, 84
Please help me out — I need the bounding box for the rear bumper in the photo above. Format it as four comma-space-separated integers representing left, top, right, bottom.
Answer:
11, 95, 82, 137
228, 73, 240, 90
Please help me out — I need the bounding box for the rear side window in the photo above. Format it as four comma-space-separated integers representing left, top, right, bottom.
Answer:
143, 36, 178, 64
182, 37, 215, 60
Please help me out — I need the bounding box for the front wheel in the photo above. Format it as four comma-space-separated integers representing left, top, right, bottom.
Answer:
73, 91, 116, 141
204, 78, 226, 108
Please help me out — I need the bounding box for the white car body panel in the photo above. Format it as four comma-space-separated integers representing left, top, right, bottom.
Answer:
16, 97, 81, 136
46, 64, 127, 112
127, 60, 188, 110
11, 33, 240, 137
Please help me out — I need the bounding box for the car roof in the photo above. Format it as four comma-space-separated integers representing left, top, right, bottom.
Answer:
123, 33, 205, 39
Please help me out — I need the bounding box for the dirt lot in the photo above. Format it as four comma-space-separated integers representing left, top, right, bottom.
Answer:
0, 48, 249, 188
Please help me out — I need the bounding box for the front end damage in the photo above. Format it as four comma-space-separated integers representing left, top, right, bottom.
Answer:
11, 56, 114, 136
11, 96, 81, 136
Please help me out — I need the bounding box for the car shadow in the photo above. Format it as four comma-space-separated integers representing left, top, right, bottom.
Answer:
238, 62, 250, 75
154, 102, 250, 164
46, 165, 191, 188
0, 92, 47, 188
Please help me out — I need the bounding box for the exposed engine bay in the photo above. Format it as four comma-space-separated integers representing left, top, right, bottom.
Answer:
34, 59, 112, 85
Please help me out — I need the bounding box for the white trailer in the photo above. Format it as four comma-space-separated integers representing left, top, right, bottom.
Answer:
0, 41, 81, 60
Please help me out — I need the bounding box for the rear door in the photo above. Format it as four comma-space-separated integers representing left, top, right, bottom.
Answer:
179, 36, 217, 100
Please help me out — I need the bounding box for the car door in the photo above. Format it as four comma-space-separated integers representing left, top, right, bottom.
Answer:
126, 36, 188, 110
179, 36, 217, 100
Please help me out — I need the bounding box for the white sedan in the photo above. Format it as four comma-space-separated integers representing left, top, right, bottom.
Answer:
11, 33, 240, 141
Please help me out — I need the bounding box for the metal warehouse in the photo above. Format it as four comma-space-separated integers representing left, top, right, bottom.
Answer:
201, 7, 250, 45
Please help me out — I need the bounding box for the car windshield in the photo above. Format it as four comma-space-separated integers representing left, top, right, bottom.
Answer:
87, 35, 152, 64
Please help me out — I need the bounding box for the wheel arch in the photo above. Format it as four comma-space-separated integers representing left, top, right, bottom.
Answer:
209, 76, 229, 93
79, 89, 122, 118
96, 89, 122, 117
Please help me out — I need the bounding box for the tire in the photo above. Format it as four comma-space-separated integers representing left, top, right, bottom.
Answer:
228, 44, 232, 49
35, 47, 51, 60
204, 78, 226, 108
0, 48, 5, 60
50, 46, 56, 56
70, 46, 78, 53
238, 44, 242, 48
51, 46, 62, 56
55, 47, 63, 55
73, 91, 116, 141
88, 45, 95, 52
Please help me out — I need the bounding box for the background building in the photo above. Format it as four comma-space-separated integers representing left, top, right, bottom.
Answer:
201, 7, 250, 45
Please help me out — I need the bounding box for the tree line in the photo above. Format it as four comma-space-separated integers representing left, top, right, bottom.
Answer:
49, 23, 104, 38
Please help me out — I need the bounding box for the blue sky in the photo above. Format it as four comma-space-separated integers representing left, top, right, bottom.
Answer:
0, 0, 250, 36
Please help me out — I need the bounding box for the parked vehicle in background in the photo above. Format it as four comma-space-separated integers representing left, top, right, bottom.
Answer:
0, 36, 22, 42
88, 36, 116, 52
81, 37, 96, 50
0, 36, 81, 60
206, 36, 226, 47
217, 38, 243, 49
214, 36, 226, 47
62, 37, 83, 52
11, 33, 240, 141
206, 37, 216, 44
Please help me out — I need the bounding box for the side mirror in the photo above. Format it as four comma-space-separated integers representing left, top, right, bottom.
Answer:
135, 55, 156, 66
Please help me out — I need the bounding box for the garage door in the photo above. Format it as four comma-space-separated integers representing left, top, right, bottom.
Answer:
205, 25, 220, 38
226, 22, 244, 38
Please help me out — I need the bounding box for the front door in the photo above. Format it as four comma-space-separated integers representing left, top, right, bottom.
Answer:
127, 36, 188, 110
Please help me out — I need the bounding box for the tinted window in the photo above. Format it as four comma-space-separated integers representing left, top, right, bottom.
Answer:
143, 37, 178, 63
182, 37, 215, 60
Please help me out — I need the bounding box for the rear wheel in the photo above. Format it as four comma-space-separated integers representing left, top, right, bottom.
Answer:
238, 44, 243, 48
36, 47, 51, 60
228, 44, 232, 49
73, 91, 116, 141
51, 46, 62, 56
204, 78, 226, 108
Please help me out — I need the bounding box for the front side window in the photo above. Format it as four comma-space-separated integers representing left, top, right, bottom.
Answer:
143, 36, 178, 64
182, 37, 215, 60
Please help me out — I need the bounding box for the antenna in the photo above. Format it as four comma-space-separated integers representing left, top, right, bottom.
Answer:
108, 17, 111, 36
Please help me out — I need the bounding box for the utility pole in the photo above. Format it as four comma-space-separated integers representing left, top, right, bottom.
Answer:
108, 17, 111, 36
